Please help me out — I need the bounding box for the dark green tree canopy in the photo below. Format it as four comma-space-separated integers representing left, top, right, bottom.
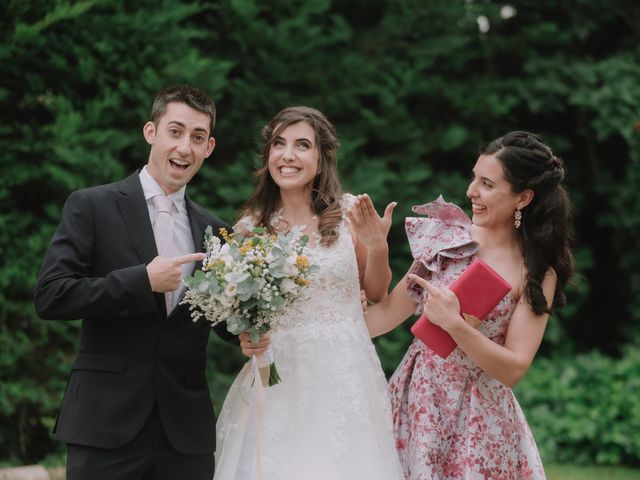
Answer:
1, 0, 639, 465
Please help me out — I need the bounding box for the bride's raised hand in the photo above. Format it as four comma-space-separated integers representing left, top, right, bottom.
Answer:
347, 194, 397, 250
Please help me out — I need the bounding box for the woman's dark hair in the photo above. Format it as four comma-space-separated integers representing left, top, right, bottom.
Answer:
240, 106, 343, 246
482, 131, 575, 315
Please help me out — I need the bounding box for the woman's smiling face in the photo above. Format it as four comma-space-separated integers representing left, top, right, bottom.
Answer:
267, 121, 319, 193
466, 153, 524, 229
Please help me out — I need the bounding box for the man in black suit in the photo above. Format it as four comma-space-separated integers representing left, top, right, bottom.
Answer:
34, 85, 263, 479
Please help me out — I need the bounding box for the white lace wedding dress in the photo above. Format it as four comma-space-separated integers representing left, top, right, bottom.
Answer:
213, 197, 403, 480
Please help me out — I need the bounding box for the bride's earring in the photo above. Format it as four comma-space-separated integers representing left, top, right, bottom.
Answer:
514, 209, 522, 229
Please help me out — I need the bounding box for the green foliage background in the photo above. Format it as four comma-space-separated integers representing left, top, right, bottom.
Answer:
1, 0, 639, 467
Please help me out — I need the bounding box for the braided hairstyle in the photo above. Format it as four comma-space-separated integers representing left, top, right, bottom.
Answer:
241, 106, 344, 246
482, 131, 575, 315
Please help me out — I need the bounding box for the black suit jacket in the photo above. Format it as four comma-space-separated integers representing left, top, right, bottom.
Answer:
34, 172, 230, 455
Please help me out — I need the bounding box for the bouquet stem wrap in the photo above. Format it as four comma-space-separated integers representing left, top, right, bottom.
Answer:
256, 345, 280, 387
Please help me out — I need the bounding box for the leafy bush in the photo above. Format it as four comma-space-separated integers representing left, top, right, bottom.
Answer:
2, 0, 640, 465
516, 347, 640, 466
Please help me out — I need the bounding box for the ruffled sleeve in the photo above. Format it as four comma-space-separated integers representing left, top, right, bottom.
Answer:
405, 196, 478, 312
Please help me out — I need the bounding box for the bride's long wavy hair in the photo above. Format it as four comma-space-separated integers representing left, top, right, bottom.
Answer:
240, 106, 344, 247
482, 131, 575, 315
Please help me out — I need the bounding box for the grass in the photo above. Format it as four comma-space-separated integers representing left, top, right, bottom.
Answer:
1, 464, 639, 480
546, 464, 640, 480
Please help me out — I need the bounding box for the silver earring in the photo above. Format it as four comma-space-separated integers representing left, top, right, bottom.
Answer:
514, 209, 522, 229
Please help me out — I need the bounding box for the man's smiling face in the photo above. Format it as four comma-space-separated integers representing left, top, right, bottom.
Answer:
144, 102, 215, 194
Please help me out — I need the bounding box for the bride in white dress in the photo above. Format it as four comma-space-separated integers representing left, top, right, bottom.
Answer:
213, 106, 403, 480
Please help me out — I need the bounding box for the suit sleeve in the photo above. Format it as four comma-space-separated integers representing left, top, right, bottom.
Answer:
34, 190, 157, 320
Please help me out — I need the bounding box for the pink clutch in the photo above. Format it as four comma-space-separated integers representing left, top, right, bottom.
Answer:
410, 259, 511, 358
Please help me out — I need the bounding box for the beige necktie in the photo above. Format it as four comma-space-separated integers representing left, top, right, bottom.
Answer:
152, 194, 174, 314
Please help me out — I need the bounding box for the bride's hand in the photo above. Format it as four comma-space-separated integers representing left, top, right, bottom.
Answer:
347, 194, 396, 250
239, 331, 271, 357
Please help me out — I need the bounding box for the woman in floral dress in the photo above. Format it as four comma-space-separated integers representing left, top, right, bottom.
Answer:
357, 131, 575, 479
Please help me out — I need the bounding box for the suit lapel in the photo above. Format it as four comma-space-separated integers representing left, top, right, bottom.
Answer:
117, 172, 158, 266
186, 194, 208, 258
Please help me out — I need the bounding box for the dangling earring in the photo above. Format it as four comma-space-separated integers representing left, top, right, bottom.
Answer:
514, 209, 522, 229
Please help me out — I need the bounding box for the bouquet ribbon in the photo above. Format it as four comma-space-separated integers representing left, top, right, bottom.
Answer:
235, 346, 276, 479
256, 346, 275, 389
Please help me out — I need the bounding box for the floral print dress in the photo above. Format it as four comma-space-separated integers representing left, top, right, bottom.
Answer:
389, 197, 546, 480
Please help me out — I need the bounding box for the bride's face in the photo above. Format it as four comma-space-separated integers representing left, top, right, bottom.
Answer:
267, 121, 319, 193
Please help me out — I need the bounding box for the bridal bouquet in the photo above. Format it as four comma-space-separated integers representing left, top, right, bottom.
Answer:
182, 225, 316, 385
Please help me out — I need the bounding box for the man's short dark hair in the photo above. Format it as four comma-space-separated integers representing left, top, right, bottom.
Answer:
149, 85, 216, 135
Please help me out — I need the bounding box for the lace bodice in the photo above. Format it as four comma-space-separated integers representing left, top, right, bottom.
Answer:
273, 222, 362, 329
237, 194, 364, 334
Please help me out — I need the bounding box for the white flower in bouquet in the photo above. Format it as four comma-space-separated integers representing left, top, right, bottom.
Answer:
280, 278, 297, 294
181, 225, 317, 385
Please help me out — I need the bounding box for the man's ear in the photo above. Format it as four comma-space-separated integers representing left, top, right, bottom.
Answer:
143, 121, 156, 145
205, 137, 216, 158
518, 189, 534, 210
